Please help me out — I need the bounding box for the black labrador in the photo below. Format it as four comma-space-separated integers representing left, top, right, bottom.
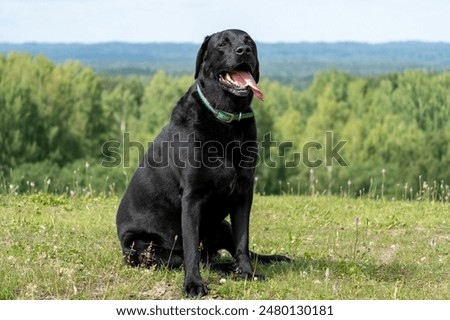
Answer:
116, 29, 289, 297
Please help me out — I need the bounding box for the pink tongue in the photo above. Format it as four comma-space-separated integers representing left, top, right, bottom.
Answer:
229, 71, 264, 101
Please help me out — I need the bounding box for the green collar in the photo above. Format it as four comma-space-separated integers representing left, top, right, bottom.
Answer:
196, 83, 254, 124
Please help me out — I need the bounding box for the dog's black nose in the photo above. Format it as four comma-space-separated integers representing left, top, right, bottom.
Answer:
235, 45, 252, 56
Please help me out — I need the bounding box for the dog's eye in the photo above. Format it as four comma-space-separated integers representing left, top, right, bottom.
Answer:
218, 37, 230, 47
244, 36, 255, 47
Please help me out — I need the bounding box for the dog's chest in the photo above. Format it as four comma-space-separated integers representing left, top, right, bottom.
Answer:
215, 166, 237, 195
204, 139, 255, 196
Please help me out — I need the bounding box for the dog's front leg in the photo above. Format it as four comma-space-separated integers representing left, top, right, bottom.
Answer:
231, 196, 265, 281
181, 193, 208, 297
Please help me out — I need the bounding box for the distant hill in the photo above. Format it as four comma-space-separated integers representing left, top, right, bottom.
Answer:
0, 42, 198, 74
2, 41, 450, 88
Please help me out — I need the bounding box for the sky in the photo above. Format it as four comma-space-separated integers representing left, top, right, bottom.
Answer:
1, 0, 450, 44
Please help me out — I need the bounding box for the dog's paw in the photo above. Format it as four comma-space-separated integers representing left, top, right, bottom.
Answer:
184, 279, 209, 297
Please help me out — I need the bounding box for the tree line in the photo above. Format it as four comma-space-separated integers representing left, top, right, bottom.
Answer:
1, 53, 449, 199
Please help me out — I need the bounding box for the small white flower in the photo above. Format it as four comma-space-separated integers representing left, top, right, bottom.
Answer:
430, 239, 437, 249
332, 283, 339, 294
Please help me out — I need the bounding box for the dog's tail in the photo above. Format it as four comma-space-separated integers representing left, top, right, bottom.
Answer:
249, 251, 292, 264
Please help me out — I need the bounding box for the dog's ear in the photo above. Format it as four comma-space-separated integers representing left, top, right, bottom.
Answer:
194, 35, 211, 79
254, 61, 260, 83
253, 45, 260, 83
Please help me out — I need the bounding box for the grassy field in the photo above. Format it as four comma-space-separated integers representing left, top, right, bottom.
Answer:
0, 194, 449, 300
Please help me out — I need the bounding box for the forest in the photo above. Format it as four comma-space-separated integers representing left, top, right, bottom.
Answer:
1, 52, 449, 199
2, 41, 450, 89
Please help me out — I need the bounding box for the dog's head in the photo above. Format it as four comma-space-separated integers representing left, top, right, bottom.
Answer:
195, 29, 263, 101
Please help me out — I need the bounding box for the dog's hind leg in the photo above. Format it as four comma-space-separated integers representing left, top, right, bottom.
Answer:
202, 220, 291, 263
200, 220, 236, 274
121, 231, 150, 267
201, 220, 236, 258
121, 231, 184, 268
200, 220, 291, 275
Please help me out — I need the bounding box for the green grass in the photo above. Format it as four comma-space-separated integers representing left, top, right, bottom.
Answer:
1, 194, 449, 300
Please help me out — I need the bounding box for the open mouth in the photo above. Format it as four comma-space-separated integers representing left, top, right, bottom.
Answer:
218, 64, 264, 101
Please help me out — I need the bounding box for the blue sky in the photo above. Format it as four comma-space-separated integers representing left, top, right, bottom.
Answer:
1, 0, 450, 43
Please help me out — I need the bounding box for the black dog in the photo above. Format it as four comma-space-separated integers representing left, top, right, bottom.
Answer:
116, 29, 289, 297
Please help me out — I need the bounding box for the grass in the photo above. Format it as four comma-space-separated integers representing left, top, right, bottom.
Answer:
0, 193, 449, 300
